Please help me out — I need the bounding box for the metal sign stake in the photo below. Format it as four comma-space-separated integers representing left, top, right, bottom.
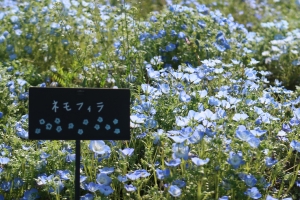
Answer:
75, 140, 80, 200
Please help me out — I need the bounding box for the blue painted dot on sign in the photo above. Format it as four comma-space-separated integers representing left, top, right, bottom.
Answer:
97, 117, 103, 123
105, 124, 111, 130
68, 123, 74, 129
94, 124, 100, 130
46, 123, 52, 130
113, 119, 118, 124
78, 129, 83, 135
39, 119, 45, 125
114, 128, 120, 134
56, 126, 62, 133
83, 119, 89, 125
54, 118, 60, 124
35, 128, 41, 134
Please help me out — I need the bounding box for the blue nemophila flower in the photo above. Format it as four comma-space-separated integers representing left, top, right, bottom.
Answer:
250, 127, 267, 137
0, 181, 11, 191
40, 152, 50, 159
282, 123, 292, 133
126, 169, 150, 180
89, 140, 111, 155
178, 32, 186, 39
49, 180, 64, 194
208, 96, 220, 106
197, 20, 206, 28
188, 129, 205, 144
191, 157, 210, 166
0, 157, 10, 164
179, 91, 191, 102
269, 196, 293, 200
119, 148, 134, 157
168, 185, 182, 197
219, 196, 229, 200
57, 170, 70, 180
141, 84, 157, 95
99, 185, 114, 196
166, 43, 176, 52
165, 158, 181, 167
293, 108, 300, 120
150, 15, 157, 22
139, 32, 150, 41
145, 119, 157, 129
156, 168, 170, 180
21, 188, 40, 199
244, 187, 262, 199
239, 173, 257, 187
99, 167, 114, 175
11, 178, 22, 190
290, 140, 300, 152
147, 67, 160, 79
96, 173, 112, 185
265, 157, 278, 167
157, 29, 166, 38
214, 31, 231, 52
126, 74, 137, 83
172, 179, 186, 188
172, 142, 189, 160
168, 135, 188, 143
228, 152, 245, 169
66, 154, 75, 163
36, 174, 53, 185
84, 182, 100, 192
233, 113, 249, 121
0, 112, 3, 119
171, 30, 177, 36
236, 125, 253, 141
124, 184, 137, 192
80, 176, 87, 183
159, 83, 170, 94
80, 193, 94, 200
117, 175, 127, 183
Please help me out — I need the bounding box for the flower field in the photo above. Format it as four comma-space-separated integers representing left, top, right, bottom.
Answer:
0, 0, 300, 199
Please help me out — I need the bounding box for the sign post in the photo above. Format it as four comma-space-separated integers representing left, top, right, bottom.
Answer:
29, 88, 130, 199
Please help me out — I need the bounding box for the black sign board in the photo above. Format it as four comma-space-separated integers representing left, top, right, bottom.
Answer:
29, 87, 130, 140
29, 87, 130, 200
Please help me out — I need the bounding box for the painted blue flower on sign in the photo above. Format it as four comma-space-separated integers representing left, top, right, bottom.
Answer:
54, 118, 60, 124
78, 129, 83, 135
83, 119, 89, 125
35, 128, 41, 134
97, 117, 103, 123
56, 126, 62, 133
113, 119, 118, 124
68, 123, 74, 129
39, 119, 45, 125
114, 129, 120, 134
105, 124, 111, 130
46, 123, 52, 130
94, 124, 100, 130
